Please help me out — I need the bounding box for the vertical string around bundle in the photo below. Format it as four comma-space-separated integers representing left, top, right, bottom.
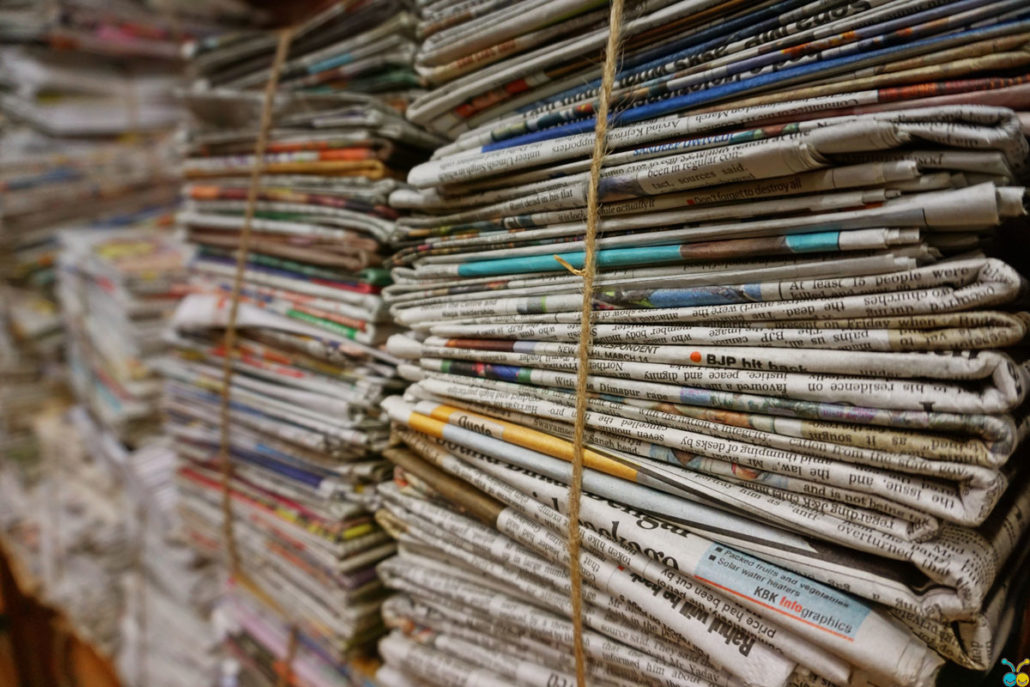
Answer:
562, 1, 625, 685
216, 24, 293, 581
214, 26, 296, 679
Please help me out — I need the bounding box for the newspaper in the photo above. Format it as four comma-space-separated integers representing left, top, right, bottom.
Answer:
398, 258, 1027, 329
56, 229, 190, 447
380, 95, 1030, 687
374, 440, 946, 686
387, 420, 1030, 669
383, 394, 1030, 622
395, 183, 1023, 265
375, 0, 1030, 684
421, 104, 1025, 185
404, 338, 1030, 415
444, 8, 1030, 138
384, 460, 915, 678
407, 368, 1021, 485
398, 376, 1012, 529
440, 18, 1030, 142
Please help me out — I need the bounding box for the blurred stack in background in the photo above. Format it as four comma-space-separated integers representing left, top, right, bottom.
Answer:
0, 0, 204, 460
114, 436, 221, 687
0, 2, 248, 686
57, 228, 190, 447
0, 406, 130, 658
163, 4, 441, 686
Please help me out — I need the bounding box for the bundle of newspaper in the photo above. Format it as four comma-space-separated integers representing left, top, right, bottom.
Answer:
165, 25, 444, 684
0, 46, 182, 135
56, 226, 191, 447
211, 587, 383, 687
166, 185, 400, 680
186, 0, 422, 107
375, 10, 1030, 680
0, 38, 181, 292
0, 129, 180, 375
0, 401, 69, 590
0, 0, 259, 346
0, 285, 66, 457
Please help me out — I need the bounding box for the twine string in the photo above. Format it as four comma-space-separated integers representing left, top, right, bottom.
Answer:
216, 25, 294, 578
560, 0, 625, 684
213, 26, 300, 685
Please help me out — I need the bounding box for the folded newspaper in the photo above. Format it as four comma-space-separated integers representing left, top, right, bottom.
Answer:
372, 0, 1030, 685
116, 438, 221, 687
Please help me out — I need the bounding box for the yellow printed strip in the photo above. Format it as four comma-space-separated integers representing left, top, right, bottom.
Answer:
185, 160, 388, 178
412, 403, 638, 482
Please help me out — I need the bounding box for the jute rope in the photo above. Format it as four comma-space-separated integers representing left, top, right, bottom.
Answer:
216, 25, 293, 578
561, 1, 625, 684
214, 26, 301, 685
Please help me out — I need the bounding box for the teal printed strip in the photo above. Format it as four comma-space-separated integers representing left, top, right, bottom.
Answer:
455, 231, 844, 277
457, 244, 688, 277
784, 232, 841, 253
308, 52, 356, 74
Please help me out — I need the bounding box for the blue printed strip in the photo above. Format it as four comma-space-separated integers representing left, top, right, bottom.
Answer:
457, 243, 685, 277
482, 17, 1030, 151
520, 0, 814, 113
519, 0, 1005, 120
307, 51, 357, 74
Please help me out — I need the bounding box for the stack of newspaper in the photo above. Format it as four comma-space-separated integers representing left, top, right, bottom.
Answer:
165, 18, 444, 686
0, 40, 181, 289
380, 146, 1030, 687
372, 0, 1030, 684
0, 1, 188, 459
0, 131, 179, 442
0, 0, 253, 54
116, 439, 221, 687
0, 401, 68, 590
57, 227, 191, 447
30, 406, 134, 657
0, 283, 65, 457
0, 0, 257, 359
0, 403, 223, 682
0, 46, 182, 135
